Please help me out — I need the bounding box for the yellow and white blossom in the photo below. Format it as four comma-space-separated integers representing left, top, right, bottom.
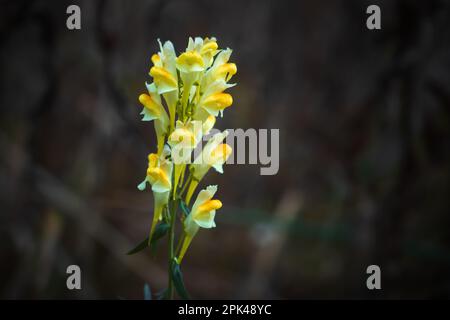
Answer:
195, 79, 235, 118
168, 120, 203, 198
201, 48, 237, 88
150, 39, 179, 131
178, 185, 222, 263
138, 82, 169, 155
186, 131, 232, 204
137, 148, 173, 241
168, 120, 203, 163
150, 40, 178, 94
186, 37, 219, 68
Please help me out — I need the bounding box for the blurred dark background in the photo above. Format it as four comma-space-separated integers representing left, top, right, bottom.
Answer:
1, 0, 449, 299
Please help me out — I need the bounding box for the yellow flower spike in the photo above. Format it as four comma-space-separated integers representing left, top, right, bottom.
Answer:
135, 37, 238, 281
149, 66, 178, 94
178, 185, 221, 263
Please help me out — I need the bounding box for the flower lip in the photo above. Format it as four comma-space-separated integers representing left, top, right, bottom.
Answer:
176, 51, 205, 72
201, 41, 218, 54
147, 167, 170, 187
169, 128, 195, 146
203, 93, 233, 110
139, 94, 161, 115
210, 144, 232, 163
215, 63, 237, 81
151, 54, 161, 65
197, 199, 222, 214
148, 153, 159, 167
149, 66, 178, 87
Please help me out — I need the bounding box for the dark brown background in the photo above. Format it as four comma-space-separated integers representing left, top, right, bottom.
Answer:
1, 0, 449, 299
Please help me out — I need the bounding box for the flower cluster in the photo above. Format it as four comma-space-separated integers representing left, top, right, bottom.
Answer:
135, 37, 236, 280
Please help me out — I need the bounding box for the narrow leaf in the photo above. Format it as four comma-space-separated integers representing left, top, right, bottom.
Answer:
126, 237, 149, 255
150, 222, 170, 248
126, 222, 170, 255
171, 259, 190, 299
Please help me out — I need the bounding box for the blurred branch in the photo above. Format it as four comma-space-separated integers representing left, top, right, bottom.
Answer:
0, 132, 166, 291
242, 190, 302, 298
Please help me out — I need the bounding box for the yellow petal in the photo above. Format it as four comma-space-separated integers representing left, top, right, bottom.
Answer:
214, 63, 237, 81
151, 53, 161, 66
203, 93, 233, 111
197, 199, 222, 214
147, 167, 171, 190
176, 51, 205, 72
149, 66, 178, 93
138, 93, 161, 117
147, 153, 159, 168
210, 143, 232, 164
201, 41, 218, 55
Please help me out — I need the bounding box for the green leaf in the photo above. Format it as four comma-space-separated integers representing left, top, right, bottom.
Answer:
171, 259, 190, 299
150, 222, 170, 247
180, 201, 191, 217
126, 222, 170, 255
126, 237, 149, 255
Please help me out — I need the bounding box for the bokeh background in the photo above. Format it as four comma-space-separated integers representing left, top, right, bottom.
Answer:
1, 0, 450, 299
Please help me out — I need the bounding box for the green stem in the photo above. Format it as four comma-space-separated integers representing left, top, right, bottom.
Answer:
175, 231, 185, 257
167, 198, 178, 299
167, 201, 175, 300
181, 81, 192, 120
179, 173, 193, 198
